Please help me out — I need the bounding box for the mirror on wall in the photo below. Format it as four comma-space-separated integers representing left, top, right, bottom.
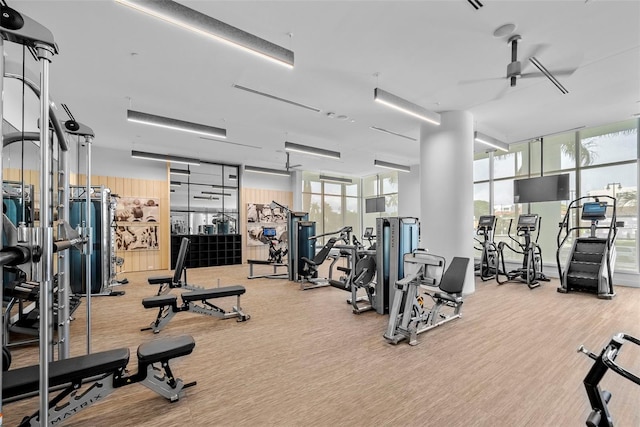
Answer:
169, 161, 239, 235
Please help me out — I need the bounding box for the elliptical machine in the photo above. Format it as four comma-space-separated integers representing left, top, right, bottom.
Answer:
474, 215, 498, 281
496, 214, 549, 289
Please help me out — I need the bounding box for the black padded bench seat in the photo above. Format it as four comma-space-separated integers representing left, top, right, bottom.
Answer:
143, 294, 178, 309
182, 285, 245, 302
3, 335, 196, 424
148, 275, 172, 285
142, 285, 250, 333
3, 348, 130, 400
138, 334, 195, 364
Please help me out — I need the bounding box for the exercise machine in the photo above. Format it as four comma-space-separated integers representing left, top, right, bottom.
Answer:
247, 226, 288, 279
474, 215, 499, 281
329, 227, 379, 314
375, 217, 420, 314
148, 237, 202, 295
287, 211, 314, 282
578, 332, 640, 426
384, 251, 469, 345
496, 214, 549, 289
557, 197, 620, 299
3, 335, 196, 425
298, 226, 352, 290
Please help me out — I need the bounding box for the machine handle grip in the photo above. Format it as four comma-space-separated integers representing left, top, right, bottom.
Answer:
601, 333, 640, 386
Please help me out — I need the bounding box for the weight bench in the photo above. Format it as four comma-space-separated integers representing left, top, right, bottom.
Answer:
3, 335, 196, 425
142, 286, 250, 333
148, 237, 202, 295
247, 259, 288, 279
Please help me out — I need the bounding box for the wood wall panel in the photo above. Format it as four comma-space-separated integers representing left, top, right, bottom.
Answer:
240, 187, 293, 263
4, 168, 170, 273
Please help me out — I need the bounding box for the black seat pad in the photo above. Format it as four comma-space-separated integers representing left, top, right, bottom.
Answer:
137, 335, 195, 365
142, 294, 178, 309
3, 348, 129, 400
181, 285, 245, 302
148, 275, 172, 285
433, 291, 460, 303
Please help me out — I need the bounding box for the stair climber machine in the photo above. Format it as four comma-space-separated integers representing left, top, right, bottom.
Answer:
496, 214, 549, 289
328, 227, 379, 314
474, 215, 499, 281
557, 197, 621, 299
577, 332, 640, 426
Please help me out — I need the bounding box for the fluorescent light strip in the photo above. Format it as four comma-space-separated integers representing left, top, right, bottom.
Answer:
170, 181, 182, 186
244, 165, 291, 177
229, 174, 237, 180
529, 57, 569, 95
285, 141, 340, 160
369, 126, 417, 141
474, 132, 509, 152
202, 191, 232, 196
374, 159, 411, 173
199, 136, 262, 149
131, 150, 201, 166
193, 195, 220, 200
319, 174, 352, 184
233, 84, 320, 112
374, 88, 441, 125
128, 110, 226, 138
170, 168, 191, 176
115, 0, 294, 68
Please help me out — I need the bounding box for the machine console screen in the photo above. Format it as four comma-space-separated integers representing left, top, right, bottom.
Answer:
517, 214, 538, 231
263, 227, 277, 237
478, 215, 495, 229
582, 202, 607, 221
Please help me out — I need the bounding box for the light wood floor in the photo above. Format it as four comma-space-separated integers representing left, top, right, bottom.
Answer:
4, 264, 640, 426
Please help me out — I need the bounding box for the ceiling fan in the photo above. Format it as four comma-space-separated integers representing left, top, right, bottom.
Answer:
285, 152, 302, 172
506, 34, 570, 94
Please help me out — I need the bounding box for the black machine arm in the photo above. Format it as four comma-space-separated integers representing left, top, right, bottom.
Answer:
308, 226, 353, 242
579, 332, 640, 427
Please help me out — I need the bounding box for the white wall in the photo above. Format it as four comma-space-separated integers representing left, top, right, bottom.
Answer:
398, 165, 421, 218
242, 170, 293, 192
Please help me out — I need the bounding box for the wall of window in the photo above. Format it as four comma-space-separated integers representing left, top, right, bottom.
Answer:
301, 172, 360, 245
300, 171, 399, 245
473, 118, 639, 274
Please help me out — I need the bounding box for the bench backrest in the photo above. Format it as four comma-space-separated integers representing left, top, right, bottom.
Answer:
439, 257, 470, 295
173, 237, 191, 284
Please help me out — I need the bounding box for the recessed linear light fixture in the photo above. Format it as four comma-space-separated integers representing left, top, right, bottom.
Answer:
374, 159, 411, 173
127, 110, 226, 138
193, 195, 220, 200
528, 57, 569, 95
244, 165, 291, 177
474, 131, 509, 152
170, 181, 182, 187
115, 0, 294, 68
285, 141, 340, 160
131, 150, 201, 166
374, 88, 441, 125
369, 126, 417, 141
202, 191, 232, 196
170, 168, 191, 176
232, 84, 320, 112
229, 174, 237, 180
319, 174, 352, 184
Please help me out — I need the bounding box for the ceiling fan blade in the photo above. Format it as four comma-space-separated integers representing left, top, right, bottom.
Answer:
528, 57, 570, 94
459, 77, 504, 85
521, 68, 576, 80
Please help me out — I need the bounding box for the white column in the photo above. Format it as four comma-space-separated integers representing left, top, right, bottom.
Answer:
420, 111, 475, 293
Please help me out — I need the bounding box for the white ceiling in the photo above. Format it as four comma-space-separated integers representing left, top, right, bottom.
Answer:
8, 0, 640, 177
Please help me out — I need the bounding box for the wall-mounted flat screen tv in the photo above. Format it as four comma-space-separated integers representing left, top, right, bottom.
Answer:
514, 173, 570, 203
365, 196, 386, 213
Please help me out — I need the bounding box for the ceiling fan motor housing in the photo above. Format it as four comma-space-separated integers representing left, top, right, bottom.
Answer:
507, 60, 521, 78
